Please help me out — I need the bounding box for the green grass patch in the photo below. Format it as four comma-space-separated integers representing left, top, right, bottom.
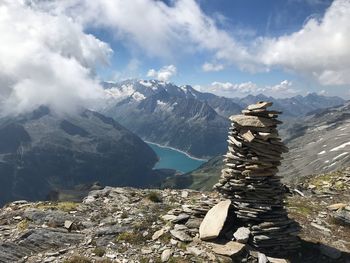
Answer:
303, 169, 348, 191
287, 199, 314, 216
36, 201, 78, 212
17, 219, 29, 231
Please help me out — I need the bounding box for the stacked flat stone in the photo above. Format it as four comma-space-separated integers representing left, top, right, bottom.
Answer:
214, 101, 300, 255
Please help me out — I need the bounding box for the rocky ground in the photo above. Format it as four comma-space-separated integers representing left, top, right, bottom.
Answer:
0, 168, 350, 263
287, 167, 350, 257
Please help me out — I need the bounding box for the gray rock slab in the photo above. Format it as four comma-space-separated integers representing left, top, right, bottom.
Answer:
230, 115, 277, 128
233, 227, 250, 243
210, 241, 245, 257
199, 200, 231, 241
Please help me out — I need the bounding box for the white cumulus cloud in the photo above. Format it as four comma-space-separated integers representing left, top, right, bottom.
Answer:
2, 0, 349, 114
267, 80, 297, 94
30, 0, 252, 68
210, 81, 259, 94
0, 0, 112, 116
196, 80, 299, 98
202, 63, 225, 72
147, 65, 177, 82
256, 0, 350, 85
36, 0, 350, 86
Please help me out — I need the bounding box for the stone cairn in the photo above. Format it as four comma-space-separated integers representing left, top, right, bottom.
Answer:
214, 101, 300, 255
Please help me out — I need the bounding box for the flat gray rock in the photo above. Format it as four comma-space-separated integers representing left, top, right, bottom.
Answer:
170, 230, 192, 242
199, 200, 231, 241
185, 218, 202, 229
233, 227, 250, 243
161, 249, 172, 262
247, 101, 273, 110
210, 241, 245, 257
172, 213, 190, 223
229, 115, 277, 128
334, 210, 350, 225
0, 228, 84, 262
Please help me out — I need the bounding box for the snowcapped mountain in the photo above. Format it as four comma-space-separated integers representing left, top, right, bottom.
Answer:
102, 80, 230, 158
101, 79, 345, 158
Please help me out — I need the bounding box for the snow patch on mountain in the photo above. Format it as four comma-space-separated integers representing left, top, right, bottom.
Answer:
139, 80, 153, 87
332, 152, 348, 161
157, 100, 167, 107
330, 142, 350, 152
156, 100, 174, 112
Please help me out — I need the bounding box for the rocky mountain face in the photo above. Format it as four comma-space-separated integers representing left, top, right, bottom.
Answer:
0, 107, 158, 206
101, 79, 345, 158
102, 80, 230, 158
0, 169, 349, 262
279, 101, 350, 183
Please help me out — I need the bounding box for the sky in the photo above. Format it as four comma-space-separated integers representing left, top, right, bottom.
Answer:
0, 0, 349, 115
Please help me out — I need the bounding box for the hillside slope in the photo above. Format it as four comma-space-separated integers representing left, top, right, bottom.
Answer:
279, 101, 350, 183
1, 173, 349, 262
0, 107, 158, 206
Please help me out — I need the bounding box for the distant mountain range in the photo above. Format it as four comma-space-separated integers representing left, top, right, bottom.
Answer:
0, 107, 158, 206
0, 79, 346, 206
101, 79, 345, 158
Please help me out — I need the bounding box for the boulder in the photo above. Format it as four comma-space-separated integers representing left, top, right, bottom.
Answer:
170, 230, 192, 242
210, 241, 245, 257
327, 203, 347, 211
258, 252, 268, 263
199, 200, 231, 240
64, 220, 73, 231
161, 249, 172, 262
152, 228, 166, 241
334, 210, 350, 225
233, 227, 250, 243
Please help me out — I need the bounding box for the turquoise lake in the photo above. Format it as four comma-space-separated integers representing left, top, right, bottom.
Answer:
147, 142, 207, 173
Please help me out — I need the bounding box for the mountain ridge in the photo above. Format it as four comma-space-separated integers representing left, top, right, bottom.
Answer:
101, 79, 345, 158
0, 106, 159, 206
